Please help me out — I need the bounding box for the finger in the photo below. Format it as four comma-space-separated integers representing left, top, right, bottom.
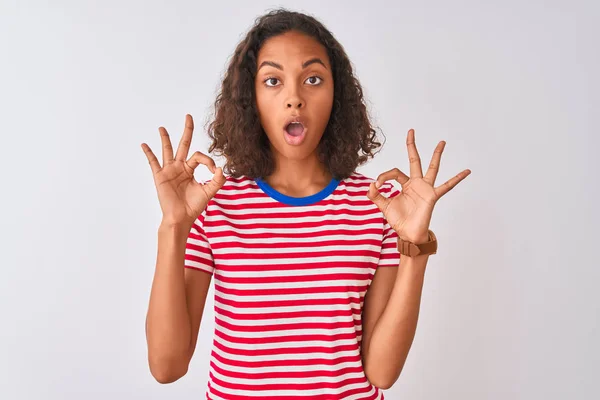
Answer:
186, 151, 217, 173
406, 129, 423, 179
158, 126, 174, 165
367, 181, 392, 213
434, 169, 471, 198
175, 114, 194, 162
423, 141, 446, 185
141, 143, 161, 174
374, 168, 409, 188
203, 167, 227, 198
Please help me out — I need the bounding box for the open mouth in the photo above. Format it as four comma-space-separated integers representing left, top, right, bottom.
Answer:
285, 121, 305, 137
282, 116, 308, 146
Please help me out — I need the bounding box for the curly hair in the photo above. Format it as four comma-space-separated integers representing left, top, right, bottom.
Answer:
206, 8, 384, 181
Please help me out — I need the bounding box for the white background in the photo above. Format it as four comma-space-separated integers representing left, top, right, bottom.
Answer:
1, 0, 599, 398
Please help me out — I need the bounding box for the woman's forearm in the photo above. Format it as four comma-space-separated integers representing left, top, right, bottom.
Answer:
364, 254, 429, 389
145, 222, 193, 381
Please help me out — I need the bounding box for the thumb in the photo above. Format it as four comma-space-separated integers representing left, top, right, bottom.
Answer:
367, 181, 390, 213
202, 167, 226, 199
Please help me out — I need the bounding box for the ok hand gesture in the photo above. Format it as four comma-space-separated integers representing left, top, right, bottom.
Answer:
141, 114, 226, 228
367, 129, 471, 243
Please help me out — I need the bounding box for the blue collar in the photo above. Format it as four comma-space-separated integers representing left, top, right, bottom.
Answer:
255, 177, 340, 206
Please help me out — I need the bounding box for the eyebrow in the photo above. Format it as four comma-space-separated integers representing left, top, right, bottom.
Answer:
258, 57, 327, 71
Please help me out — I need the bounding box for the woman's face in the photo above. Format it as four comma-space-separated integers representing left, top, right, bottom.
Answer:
254, 30, 334, 162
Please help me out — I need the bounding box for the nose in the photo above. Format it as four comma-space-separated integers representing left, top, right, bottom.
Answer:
285, 84, 304, 110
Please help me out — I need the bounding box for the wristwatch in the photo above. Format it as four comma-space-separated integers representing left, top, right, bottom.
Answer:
397, 229, 438, 257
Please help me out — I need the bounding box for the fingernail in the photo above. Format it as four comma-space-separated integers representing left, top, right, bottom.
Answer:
375, 181, 381, 188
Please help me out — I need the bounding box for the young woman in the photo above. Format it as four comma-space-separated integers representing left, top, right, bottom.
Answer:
142, 8, 470, 399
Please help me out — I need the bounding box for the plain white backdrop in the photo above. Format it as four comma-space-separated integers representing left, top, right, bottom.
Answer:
1, 0, 599, 398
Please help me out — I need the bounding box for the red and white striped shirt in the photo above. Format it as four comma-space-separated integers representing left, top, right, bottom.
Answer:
184, 172, 401, 399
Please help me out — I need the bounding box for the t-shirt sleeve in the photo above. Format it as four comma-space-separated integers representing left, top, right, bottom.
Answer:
377, 182, 402, 268
184, 207, 215, 275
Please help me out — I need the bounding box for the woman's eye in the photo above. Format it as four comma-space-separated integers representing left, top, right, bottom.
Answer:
264, 77, 280, 87
305, 76, 322, 85
264, 76, 322, 87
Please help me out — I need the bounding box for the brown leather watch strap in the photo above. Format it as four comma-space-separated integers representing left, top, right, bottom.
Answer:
397, 229, 438, 257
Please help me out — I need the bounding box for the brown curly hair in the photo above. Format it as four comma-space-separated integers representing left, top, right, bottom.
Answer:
205, 8, 385, 181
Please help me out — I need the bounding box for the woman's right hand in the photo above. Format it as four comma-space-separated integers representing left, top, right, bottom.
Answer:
141, 114, 226, 228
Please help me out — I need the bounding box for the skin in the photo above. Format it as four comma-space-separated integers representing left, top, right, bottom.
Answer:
362, 132, 471, 388
141, 115, 226, 383
254, 30, 335, 196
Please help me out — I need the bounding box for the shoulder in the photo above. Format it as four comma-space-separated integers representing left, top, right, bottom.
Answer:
340, 171, 401, 198
201, 175, 257, 199
201, 174, 255, 189
197, 174, 257, 217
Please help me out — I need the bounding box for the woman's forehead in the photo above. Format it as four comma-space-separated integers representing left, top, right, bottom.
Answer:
257, 32, 330, 67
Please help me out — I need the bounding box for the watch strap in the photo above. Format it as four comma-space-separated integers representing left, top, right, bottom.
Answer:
397, 229, 438, 257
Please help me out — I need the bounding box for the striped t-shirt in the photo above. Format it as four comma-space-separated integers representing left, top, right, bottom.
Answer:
184, 172, 401, 399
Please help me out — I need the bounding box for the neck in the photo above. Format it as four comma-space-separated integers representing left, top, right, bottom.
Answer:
262, 151, 333, 198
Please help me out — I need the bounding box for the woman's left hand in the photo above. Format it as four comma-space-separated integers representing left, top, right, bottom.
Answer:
367, 129, 471, 243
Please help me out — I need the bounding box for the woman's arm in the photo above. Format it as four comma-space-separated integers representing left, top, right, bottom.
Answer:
363, 128, 469, 389
362, 254, 429, 389
145, 222, 212, 383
